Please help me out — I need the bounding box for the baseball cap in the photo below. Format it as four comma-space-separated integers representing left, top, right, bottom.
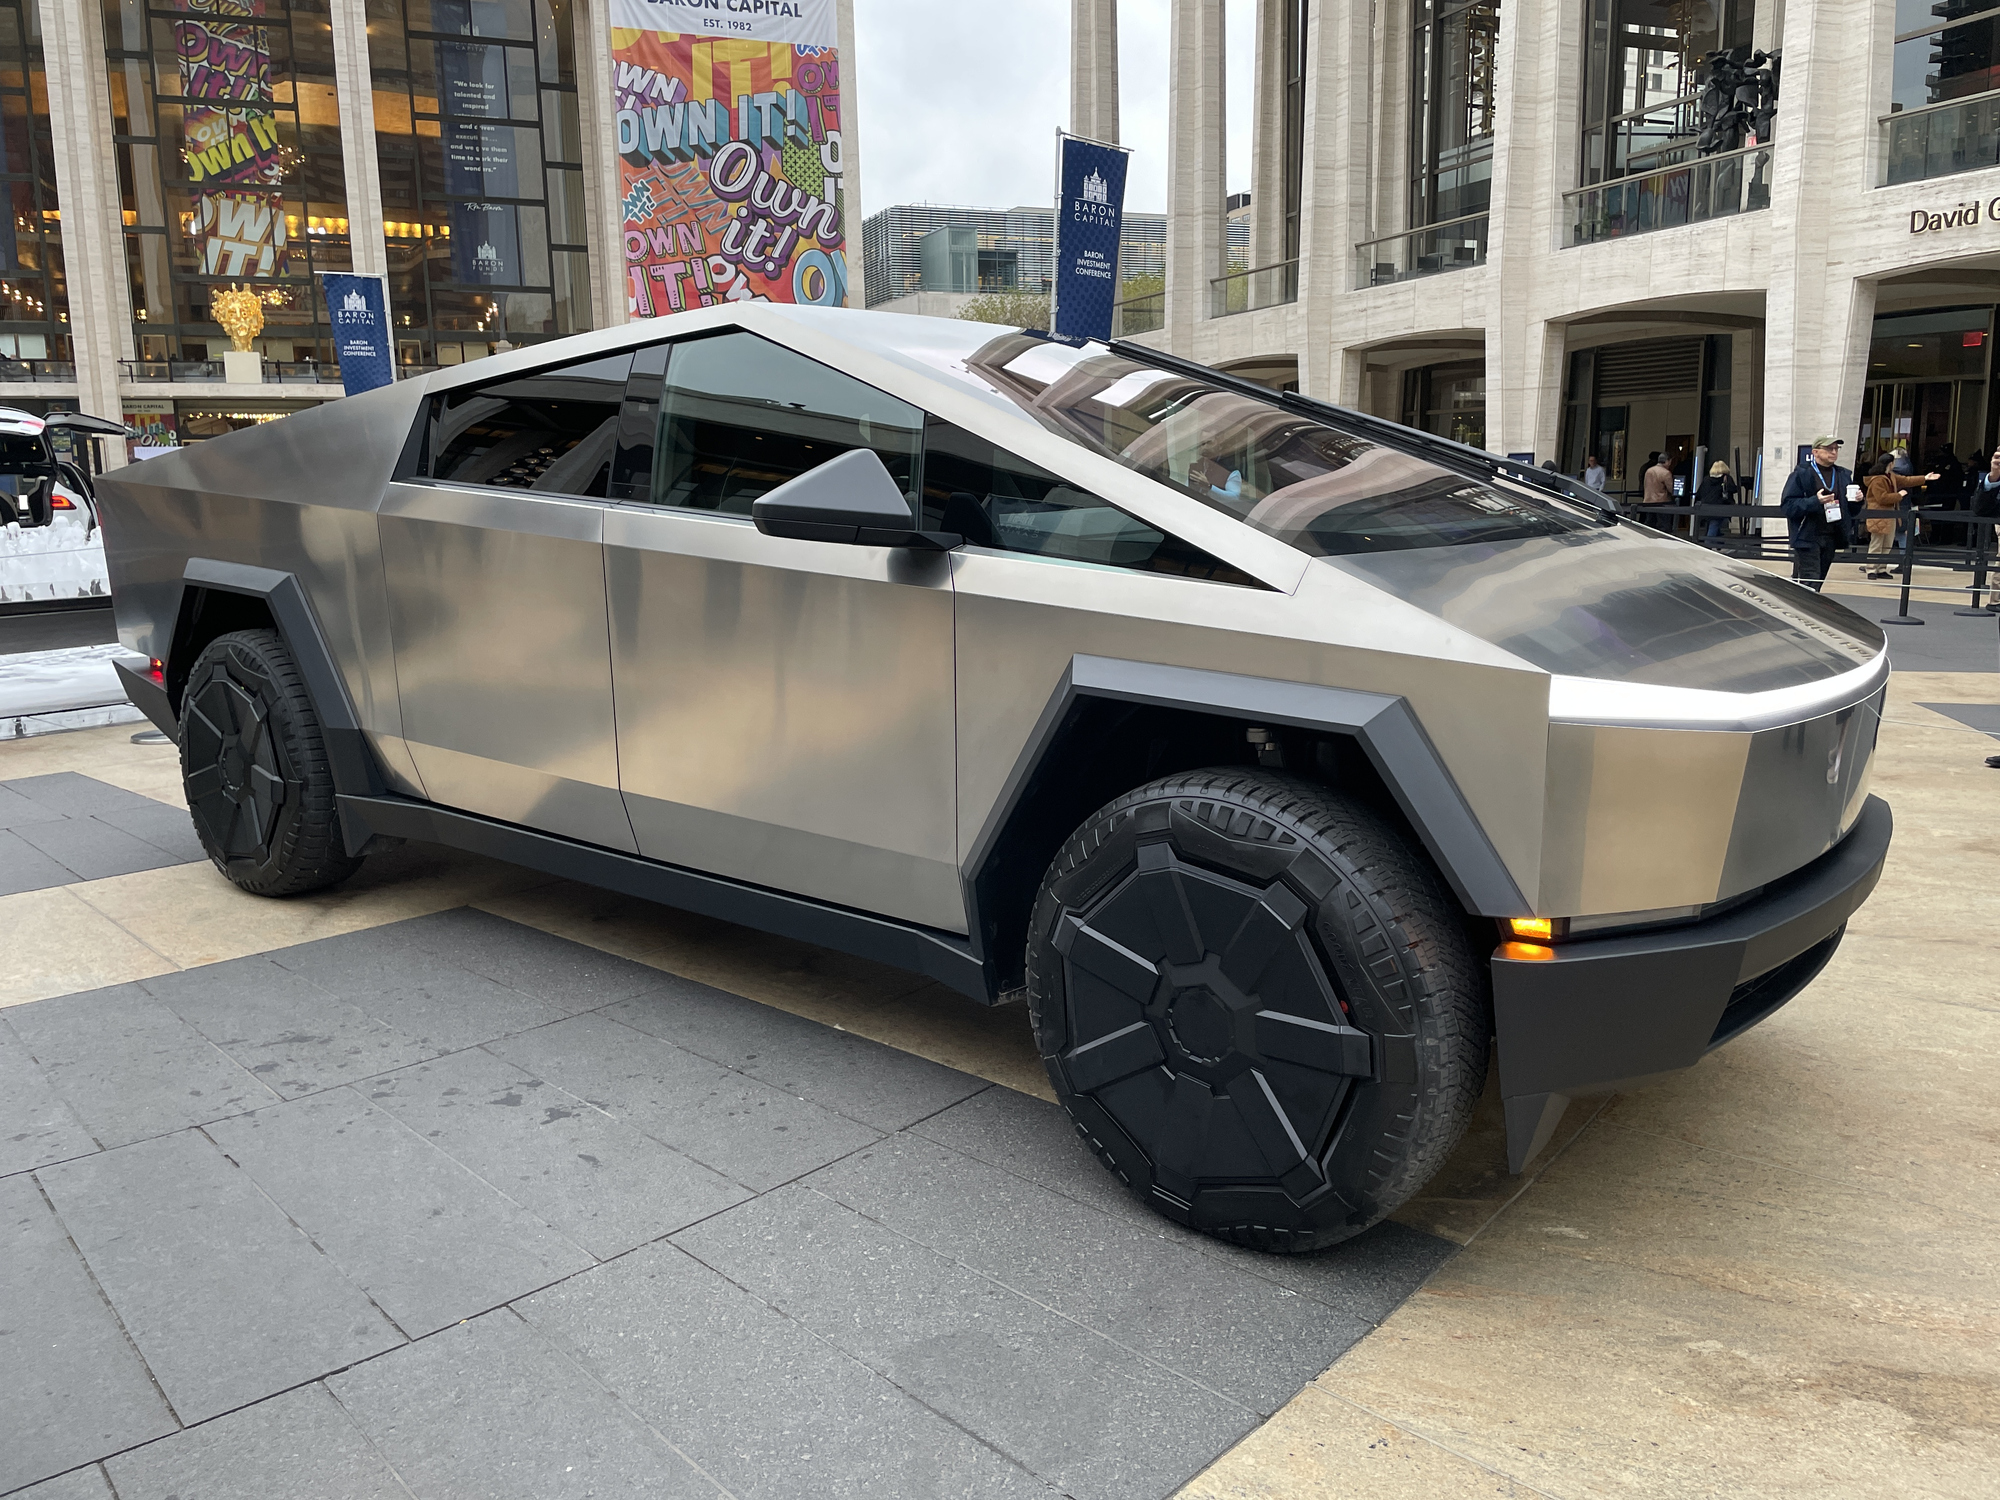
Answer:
1809, 434, 1845, 449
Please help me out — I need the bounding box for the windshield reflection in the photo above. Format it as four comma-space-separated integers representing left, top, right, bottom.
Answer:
964, 334, 1593, 556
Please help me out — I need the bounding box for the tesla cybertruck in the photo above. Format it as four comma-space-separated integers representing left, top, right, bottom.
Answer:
99, 306, 1890, 1252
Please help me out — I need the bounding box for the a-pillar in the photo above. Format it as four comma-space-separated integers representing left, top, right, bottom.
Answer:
41, 0, 132, 462
1762, 0, 1876, 526
1248, 0, 1289, 270
1165, 0, 1226, 349
1294, 0, 1370, 400
328, 0, 387, 279
1070, 0, 1120, 143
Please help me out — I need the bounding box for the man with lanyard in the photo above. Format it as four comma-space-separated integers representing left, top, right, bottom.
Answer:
1779, 434, 1855, 591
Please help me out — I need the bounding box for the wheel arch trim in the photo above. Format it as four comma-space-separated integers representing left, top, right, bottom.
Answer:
161, 560, 389, 837
962, 655, 1533, 970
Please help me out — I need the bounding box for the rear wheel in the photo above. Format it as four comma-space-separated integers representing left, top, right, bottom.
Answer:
179, 628, 362, 896
1025, 768, 1489, 1252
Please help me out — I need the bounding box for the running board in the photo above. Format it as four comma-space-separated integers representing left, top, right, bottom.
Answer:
335, 793, 994, 1004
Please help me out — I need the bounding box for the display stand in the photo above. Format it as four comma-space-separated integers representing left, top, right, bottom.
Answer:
222, 348, 261, 385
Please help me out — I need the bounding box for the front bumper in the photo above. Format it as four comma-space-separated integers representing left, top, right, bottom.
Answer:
1492, 794, 1892, 1171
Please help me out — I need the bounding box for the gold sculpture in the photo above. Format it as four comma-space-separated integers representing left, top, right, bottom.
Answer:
211, 285, 264, 353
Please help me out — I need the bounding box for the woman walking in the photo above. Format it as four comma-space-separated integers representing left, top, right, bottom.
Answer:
1695, 460, 1739, 539
1862, 453, 1937, 580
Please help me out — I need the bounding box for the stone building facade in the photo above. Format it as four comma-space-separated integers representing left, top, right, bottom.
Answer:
1096, 0, 2000, 499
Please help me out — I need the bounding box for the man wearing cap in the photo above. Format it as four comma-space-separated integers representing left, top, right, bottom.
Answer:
1779, 435, 1856, 590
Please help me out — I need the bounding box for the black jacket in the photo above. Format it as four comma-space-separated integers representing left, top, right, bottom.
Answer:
1779, 460, 1853, 547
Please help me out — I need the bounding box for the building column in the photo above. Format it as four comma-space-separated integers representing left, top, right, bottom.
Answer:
328, 0, 386, 279
837, 0, 866, 308
572, 0, 625, 328
1071, 0, 1120, 143
40, 0, 132, 457
1484, 0, 1579, 458
1293, 0, 1369, 400
1248, 0, 1289, 270
1762, 0, 1876, 523
1164, 0, 1226, 348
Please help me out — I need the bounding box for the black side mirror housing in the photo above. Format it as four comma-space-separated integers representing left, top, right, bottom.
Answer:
751, 447, 961, 550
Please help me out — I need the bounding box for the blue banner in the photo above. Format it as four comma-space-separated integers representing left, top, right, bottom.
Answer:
1051, 134, 1130, 343
320, 272, 395, 397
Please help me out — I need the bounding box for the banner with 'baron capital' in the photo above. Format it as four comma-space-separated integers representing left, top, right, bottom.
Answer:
609, 0, 849, 315
1051, 134, 1130, 343
319, 273, 394, 397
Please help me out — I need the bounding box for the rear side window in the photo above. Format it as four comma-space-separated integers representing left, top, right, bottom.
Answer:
425, 352, 632, 495
635, 331, 923, 514
921, 419, 1258, 585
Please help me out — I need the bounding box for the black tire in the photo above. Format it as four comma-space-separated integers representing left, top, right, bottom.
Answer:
179, 628, 363, 897
1026, 768, 1489, 1253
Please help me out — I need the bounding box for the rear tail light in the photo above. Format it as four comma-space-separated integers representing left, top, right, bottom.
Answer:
50, 492, 75, 509
149, 657, 164, 682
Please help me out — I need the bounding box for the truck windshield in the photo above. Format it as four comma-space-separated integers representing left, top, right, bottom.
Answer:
962, 335, 1593, 556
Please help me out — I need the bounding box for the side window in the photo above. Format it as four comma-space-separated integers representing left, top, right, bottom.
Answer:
427, 352, 632, 496
645, 331, 922, 514
921, 419, 1260, 585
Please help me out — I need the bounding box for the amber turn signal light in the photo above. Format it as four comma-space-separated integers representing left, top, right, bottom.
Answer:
1503, 917, 1556, 942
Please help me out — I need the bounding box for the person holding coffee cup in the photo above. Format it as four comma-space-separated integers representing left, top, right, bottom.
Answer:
1779, 434, 1857, 590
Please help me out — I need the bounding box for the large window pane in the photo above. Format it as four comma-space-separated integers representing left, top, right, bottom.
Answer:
428, 350, 630, 492
0, 0, 68, 365
651, 331, 922, 514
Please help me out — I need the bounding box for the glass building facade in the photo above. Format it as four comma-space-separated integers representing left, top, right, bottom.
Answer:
0, 0, 66, 371
1409, 0, 1499, 227
365, 0, 590, 371
106, 0, 351, 367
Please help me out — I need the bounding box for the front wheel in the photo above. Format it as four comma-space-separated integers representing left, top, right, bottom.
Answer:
179, 628, 363, 896
1026, 769, 1490, 1253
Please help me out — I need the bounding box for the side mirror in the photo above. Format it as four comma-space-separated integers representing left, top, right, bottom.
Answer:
751, 447, 961, 550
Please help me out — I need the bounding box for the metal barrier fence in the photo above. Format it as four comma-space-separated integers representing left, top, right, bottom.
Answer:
1616, 499, 2000, 625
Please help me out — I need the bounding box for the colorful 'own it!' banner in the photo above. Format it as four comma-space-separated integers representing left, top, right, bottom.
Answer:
610, 0, 848, 315
173, 0, 286, 279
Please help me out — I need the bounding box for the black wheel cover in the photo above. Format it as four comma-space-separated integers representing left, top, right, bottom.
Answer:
1049, 833, 1370, 1213
183, 648, 295, 865
1029, 772, 1487, 1250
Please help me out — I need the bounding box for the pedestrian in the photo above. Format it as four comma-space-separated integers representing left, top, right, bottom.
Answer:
1583, 453, 1607, 492
1695, 459, 1739, 539
1779, 435, 1857, 591
1861, 453, 1936, 580
1642, 451, 1674, 516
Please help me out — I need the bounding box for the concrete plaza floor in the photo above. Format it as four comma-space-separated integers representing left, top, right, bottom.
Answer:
0, 665, 1994, 1498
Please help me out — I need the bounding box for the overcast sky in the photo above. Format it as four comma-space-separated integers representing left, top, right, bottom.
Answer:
850, 0, 1255, 218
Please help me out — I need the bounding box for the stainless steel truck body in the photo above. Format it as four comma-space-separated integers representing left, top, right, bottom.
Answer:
99, 306, 1890, 1251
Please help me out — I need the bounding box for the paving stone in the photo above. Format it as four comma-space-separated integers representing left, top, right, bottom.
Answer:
104, 1383, 407, 1500
521, 1241, 1059, 1500
4, 772, 167, 819
606, 978, 991, 1132
15, 816, 188, 883
328, 1309, 718, 1499
89, 800, 207, 865
490, 1012, 881, 1192
10, 1467, 114, 1500
0, 780, 70, 829
0, 827, 78, 895
910, 1085, 1458, 1322
368, 908, 672, 1014
810, 1132, 1371, 1415
142, 956, 437, 1097
0, 1024, 99, 1176
7, 984, 279, 1149
0, 1174, 177, 1493
362, 1048, 750, 1259
38, 1130, 403, 1423
207, 1089, 595, 1338
675, 1185, 1258, 1500
271, 929, 571, 1053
